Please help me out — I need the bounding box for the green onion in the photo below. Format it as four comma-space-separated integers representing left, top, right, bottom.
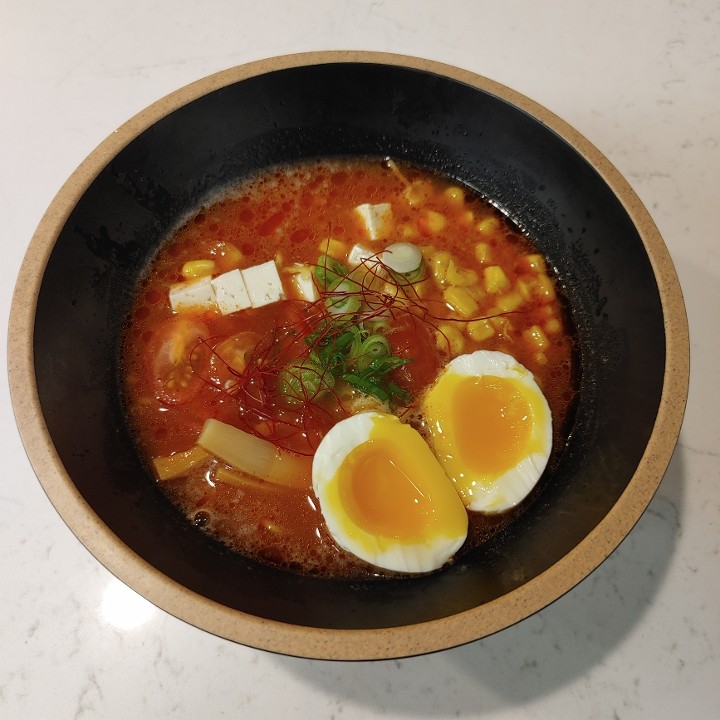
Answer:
325, 279, 362, 315
278, 358, 335, 406
356, 334, 390, 371
314, 254, 348, 291
382, 243, 424, 275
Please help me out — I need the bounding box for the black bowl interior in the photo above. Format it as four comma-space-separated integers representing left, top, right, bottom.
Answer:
33, 61, 665, 630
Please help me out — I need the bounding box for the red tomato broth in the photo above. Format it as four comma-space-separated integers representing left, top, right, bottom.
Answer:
122, 158, 578, 578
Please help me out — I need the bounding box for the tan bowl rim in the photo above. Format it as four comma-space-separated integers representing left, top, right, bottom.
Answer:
8, 51, 690, 660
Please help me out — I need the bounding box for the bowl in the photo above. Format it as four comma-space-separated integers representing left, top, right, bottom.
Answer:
8, 52, 689, 660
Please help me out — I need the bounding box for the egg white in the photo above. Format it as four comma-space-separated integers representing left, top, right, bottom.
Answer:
312, 412, 468, 573
422, 350, 553, 513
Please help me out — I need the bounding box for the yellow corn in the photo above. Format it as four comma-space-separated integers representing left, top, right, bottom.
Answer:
436, 323, 465, 355
537, 305, 556, 320
532, 274, 556, 303
518, 253, 547, 273
515, 278, 533, 301
494, 291, 524, 313
444, 286, 479, 318
523, 324, 550, 352
458, 210, 475, 227
476, 216, 500, 236
443, 186, 465, 207
319, 237, 346, 259
466, 318, 494, 342
446, 262, 478, 287
430, 251, 453, 285
181, 259, 217, 279
419, 209, 448, 235
545, 317, 562, 335
534, 351, 548, 366
484, 265, 511, 294
407, 278, 432, 299
474, 241, 492, 264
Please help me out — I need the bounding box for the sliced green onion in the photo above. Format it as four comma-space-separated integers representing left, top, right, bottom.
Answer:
382, 242, 423, 274
357, 334, 390, 371
363, 315, 391, 335
325, 279, 362, 315
278, 358, 335, 406
314, 254, 348, 291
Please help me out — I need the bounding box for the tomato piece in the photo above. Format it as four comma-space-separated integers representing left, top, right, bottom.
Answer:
208, 331, 262, 388
146, 316, 210, 404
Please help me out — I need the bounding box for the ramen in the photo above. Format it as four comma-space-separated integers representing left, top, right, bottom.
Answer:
122, 157, 577, 578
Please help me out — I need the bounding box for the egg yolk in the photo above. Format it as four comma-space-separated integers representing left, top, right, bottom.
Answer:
456, 376, 533, 475
425, 372, 548, 491
335, 416, 467, 542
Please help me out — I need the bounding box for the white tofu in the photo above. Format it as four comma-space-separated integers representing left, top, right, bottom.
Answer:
169, 276, 215, 313
211, 269, 252, 315
289, 266, 319, 302
241, 260, 285, 307
353, 202, 393, 241
347, 243, 376, 268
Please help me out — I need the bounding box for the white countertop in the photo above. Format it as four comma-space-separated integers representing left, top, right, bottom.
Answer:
2, 1, 718, 717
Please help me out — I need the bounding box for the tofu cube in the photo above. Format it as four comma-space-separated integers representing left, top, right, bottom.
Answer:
241, 260, 285, 307
169, 276, 215, 313
347, 243, 376, 268
211, 269, 252, 315
354, 203, 393, 241
291, 267, 319, 302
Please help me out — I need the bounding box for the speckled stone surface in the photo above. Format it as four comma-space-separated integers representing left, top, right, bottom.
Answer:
1, 1, 717, 717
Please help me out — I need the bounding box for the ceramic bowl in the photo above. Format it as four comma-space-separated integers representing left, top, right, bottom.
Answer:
8, 52, 689, 660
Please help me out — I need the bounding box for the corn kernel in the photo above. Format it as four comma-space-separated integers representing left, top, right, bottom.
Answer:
523, 324, 550, 351
515, 277, 533, 301
484, 265, 511, 294
444, 286, 480, 318
534, 351, 548, 366
443, 186, 465, 207
533, 274, 556, 303
211, 241, 243, 272
466, 318, 494, 342
181, 259, 217, 279
518, 253, 547, 273
418, 209, 448, 236
436, 323, 465, 355
545, 317, 562, 335
458, 209, 475, 227
446, 262, 478, 287
319, 237, 345, 259
474, 241, 492, 264
430, 251, 453, 285
495, 291, 524, 313
399, 223, 419, 239
537, 304, 556, 319
409, 279, 432, 299
476, 216, 500, 236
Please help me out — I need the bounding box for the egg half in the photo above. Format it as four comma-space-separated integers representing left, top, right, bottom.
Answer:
422, 350, 552, 513
312, 412, 468, 573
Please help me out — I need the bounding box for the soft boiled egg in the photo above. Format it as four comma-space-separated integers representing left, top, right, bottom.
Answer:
422, 350, 552, 514
312, 412, 468, 573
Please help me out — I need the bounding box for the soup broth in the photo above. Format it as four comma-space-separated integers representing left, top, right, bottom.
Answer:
122, 158, 577, 578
